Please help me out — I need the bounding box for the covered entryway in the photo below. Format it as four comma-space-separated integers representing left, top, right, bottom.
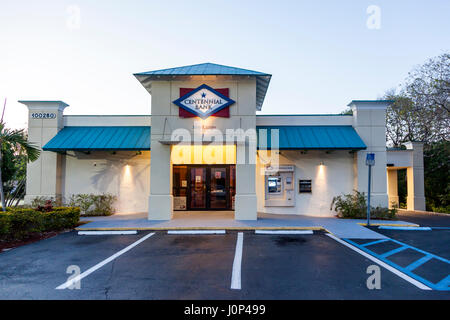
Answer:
386, 142, 426, 211
173, 165, 236, 210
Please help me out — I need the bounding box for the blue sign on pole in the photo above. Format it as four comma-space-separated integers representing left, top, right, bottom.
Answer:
366, 153, 375, 166
365, 153, 375, 226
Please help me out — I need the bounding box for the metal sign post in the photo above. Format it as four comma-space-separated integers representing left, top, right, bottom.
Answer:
365, 153, 375, 226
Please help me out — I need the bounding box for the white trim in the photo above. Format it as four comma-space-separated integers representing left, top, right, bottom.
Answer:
325, 233, 431, 290
167, 230, 226, 235
55, 232, 155, 290
255, 230, 313, 235
78, 231, 138, 235
231, 232, 244, 290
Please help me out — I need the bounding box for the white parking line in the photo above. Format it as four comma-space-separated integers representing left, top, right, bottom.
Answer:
378, 226, 431, 231
167, 230, 226, 235
78, 231, 138, 235
55, 232, 155, 290
255, 230, 314, 235
326, 233, 432, 290
231, 232, 243, 290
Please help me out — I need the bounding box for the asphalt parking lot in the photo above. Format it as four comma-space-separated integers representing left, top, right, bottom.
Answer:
0, 228, 449, 300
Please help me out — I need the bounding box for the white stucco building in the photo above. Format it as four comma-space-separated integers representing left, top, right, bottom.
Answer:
20, 63, 426, 220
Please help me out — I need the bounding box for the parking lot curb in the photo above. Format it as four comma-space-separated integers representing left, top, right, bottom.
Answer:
357, 222, 420, 227
75, 226, 325, 231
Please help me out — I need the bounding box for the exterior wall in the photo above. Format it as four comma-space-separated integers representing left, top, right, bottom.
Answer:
386, 149, 413, 168
256, 150, 355, 216
256, 114, 353, 126
63, 151, 150, 213
351, 102, 389, 208
21, 101, 67, 203
147, 77, 258, 220
64, 115, 151, 127
405, 142, 426, 211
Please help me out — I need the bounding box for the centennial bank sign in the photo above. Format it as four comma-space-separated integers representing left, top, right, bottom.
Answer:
173, 84, 235, 119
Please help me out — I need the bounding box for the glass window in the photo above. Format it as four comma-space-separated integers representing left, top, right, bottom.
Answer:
173, 166, 188, 196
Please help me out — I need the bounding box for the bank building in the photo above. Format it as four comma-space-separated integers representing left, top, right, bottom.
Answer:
20, 63, 426, 220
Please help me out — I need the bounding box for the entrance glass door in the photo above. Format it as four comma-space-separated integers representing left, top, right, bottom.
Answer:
190, 167, 206, 209
174, 165, 235, 210
210, 167, 227, 209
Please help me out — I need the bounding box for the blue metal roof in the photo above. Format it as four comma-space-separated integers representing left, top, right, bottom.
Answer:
134, 63, 271, 111
134, 62, 270, 76
42, 126, 151, 151
256, 126, 367, 150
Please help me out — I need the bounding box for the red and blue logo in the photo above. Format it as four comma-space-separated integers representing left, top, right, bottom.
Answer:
173, 84, 235, 119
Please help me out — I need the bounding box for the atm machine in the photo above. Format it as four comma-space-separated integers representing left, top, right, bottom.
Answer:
264, 165, 295, 207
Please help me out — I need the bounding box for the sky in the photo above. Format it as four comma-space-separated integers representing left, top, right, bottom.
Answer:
0, 0, 449, 129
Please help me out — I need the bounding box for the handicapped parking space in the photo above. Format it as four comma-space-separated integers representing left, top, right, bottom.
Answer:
238, 231, 443, 299
368, 227, 450, 260
61, 231, 241, 300
0, 231, 155, 299
345, 234, 450, 291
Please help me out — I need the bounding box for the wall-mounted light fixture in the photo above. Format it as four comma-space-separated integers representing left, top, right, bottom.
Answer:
319, 161, 324, 166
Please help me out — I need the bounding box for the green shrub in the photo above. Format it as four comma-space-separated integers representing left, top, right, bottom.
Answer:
30, 196, 63, 207
330, 190, 397, 220
0, 214, 11, 236
430, 205, 450, 214
68, 193, 117, 216
0, 207, 80, 241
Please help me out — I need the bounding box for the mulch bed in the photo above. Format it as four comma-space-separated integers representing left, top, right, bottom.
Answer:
0, 222, 88, 252
0, 231, 61, 252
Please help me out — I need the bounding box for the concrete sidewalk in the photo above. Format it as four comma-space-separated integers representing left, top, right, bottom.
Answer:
78, 211, 418, 239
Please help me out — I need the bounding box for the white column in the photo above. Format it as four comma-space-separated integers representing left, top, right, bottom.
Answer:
387, 169, 399, 208
350, 100, 390, 208
19, 101, 68, 204
405, 142, 426, 211
235, 141, 257, 220
148, 138, 173, 220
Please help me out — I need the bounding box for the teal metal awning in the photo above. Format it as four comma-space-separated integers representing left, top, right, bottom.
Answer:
43, 125, 365, 152
43, 126, 151, 151
256, 126, 366, 150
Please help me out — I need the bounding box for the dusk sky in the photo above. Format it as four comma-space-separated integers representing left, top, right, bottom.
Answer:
1, 0, 449, 129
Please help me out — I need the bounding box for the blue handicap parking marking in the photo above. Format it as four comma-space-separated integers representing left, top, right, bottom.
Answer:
344, 238, 450, 291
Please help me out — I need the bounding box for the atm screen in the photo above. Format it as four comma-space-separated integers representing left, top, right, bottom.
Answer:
267, 177, 282, 193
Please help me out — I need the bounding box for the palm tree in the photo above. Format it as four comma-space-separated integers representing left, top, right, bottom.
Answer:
0, 122, 40, 211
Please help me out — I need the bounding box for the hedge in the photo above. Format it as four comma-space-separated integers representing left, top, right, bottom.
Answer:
0, 207, 80, 241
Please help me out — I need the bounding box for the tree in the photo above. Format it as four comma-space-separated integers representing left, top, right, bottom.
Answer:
382, 53, 450, 212
2, 147, 27, 207
384, 89, 418, 147
384, 53, 450, 146
406, 53, 450, 114
423, 141, 450, 212
0, 123, 40, 211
